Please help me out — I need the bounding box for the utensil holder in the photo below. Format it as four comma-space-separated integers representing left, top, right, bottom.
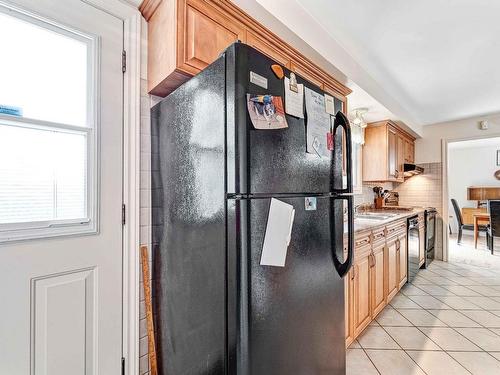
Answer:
374, 197, 384, 209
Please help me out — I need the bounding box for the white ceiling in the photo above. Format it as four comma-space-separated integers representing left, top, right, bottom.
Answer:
244, 0, 500, 132
294, 0, 500, 126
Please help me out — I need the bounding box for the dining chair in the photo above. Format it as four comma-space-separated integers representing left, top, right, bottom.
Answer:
487, 200, 500, 254
451, 199, 487, 244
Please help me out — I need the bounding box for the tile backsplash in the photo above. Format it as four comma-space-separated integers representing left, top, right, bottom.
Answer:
354, 163, 444, 260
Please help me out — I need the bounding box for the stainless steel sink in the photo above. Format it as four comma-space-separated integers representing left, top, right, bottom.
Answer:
355, 212, 398, 220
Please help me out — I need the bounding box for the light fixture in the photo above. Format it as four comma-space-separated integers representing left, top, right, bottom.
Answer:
350, 107, 369, 145
351, 107, 369, 128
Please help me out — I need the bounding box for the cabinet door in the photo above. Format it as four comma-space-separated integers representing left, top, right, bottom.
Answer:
370, 245, 386, 317
345, 270, 354, 347
398, 235, 408, 289
353, 255, 371, 337
404, 138, 415, 164
183, 1, 245, 71
396, 134, 405, 182
387, 127, 398, 180
386, 240, 399, 302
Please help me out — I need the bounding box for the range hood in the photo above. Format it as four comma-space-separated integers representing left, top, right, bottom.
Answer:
403, 163, 424, 177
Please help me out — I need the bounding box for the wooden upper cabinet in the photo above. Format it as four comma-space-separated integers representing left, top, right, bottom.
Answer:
387, 127, 398, 181
183, 2, 244, 72
245, 30, 291, 68
363, 120, 416, 182
141, 0, 351, 100
290, 61, 324, 89
404, 138, 415, 164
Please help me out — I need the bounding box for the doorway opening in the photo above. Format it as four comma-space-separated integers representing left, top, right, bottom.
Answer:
445, 136, 500, 267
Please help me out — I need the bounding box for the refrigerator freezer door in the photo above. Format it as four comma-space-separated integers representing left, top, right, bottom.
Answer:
226, 44, 345, 195
227, 196, 347, 375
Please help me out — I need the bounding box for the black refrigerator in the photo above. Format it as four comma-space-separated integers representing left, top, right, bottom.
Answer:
151, 43, 354, 375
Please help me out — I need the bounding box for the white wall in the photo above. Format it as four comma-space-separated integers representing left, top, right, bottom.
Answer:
448, 140, 500, 232
416, 114, 500, 164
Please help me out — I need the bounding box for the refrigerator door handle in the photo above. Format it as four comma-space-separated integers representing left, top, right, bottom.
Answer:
332, 111, 353, 195
332, 195, 354, 278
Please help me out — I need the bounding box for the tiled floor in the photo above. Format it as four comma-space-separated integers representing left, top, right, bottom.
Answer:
347, 234, 500, 374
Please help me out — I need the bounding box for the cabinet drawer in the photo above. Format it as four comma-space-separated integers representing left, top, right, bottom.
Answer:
354, 231, 372, 249
386, 220, 406, 239
371, 227, 386, 246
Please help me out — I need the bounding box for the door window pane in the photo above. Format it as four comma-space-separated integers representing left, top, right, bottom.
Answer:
0, 11, 88, 126
0, 124, 87, 224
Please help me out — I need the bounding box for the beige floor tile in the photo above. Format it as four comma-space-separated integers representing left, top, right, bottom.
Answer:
490, 352, 500, 361
400, 284, 429, 296
455, 328, 500, 351
446, 276, 482, 286
376, 307, 413, 327
384, 326, 440, 350
365, 349, 425, 375
466, 285, 500, 297
416, 284, 453, 296
427, 309, 481, 328
390, 295, 422, 309
440, 285, 481, 297
434, 295, 483, 310
449, 351, 500, 374
406, 350, 470, 375
348, 340, 361, 349
409, 295, 452, 309
464, 296, 500, 310
357, 326, 399, 349
399, 309, 447, 327
346, 349, 378, 375
418, 327, 481, 351
459, 310, 500, 328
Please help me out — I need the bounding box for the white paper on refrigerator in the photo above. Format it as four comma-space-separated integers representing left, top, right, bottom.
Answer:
260, 198, 295, 267
304, 87, 331, 157
284, 76, 304, 118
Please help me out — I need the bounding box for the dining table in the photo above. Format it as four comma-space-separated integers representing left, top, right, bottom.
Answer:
473, 213, 490, 248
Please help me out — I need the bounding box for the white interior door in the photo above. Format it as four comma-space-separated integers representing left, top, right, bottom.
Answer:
0, 0, 124, 374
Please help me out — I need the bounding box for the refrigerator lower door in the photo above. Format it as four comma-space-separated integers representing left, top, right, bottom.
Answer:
227, 196, 346, 375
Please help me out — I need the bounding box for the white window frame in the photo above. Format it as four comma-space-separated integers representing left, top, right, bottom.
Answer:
0, 3, 99, 243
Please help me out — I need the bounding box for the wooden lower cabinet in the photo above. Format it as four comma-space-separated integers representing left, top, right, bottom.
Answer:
370, 244, 386, 317
386, 237, 399, 302
398, 234, 408, 289
345, 219, 409, 346
345, 270, 354, 348
353, 248, 371, 337
419, 223, 425, 267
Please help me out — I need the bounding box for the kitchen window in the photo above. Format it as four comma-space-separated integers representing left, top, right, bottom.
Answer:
0, 4, 97, 241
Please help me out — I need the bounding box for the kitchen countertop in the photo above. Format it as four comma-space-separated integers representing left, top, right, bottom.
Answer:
345, 207, 426, 235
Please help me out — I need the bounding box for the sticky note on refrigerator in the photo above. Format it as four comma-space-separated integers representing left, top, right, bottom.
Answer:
260, 198, 295, 267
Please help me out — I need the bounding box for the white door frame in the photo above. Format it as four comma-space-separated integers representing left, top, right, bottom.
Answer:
441, 132, 500, 262
82, 1, 141, 374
